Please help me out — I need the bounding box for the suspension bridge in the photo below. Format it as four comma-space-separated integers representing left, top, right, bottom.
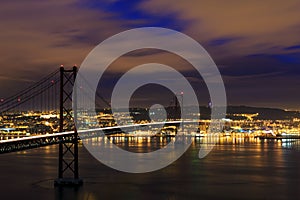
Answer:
0, 66, 183, 186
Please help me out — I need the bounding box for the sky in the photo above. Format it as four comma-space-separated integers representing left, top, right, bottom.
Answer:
1, 0, 300, 109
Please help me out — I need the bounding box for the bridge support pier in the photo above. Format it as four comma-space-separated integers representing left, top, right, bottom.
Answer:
54, 66, 83, 187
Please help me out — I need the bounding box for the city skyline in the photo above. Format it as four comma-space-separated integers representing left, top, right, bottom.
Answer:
1, 1, 300, 109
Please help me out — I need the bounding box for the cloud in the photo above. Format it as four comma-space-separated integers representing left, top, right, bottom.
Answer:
284, 45, 300, 51
208, 37, 240, 47
1, 0, 300, 108
139, 0, 300, 55
2, 2, 121, 49
0, 0, 130, 97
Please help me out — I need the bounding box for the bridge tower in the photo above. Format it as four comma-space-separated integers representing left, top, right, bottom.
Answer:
54, 66, 83, 186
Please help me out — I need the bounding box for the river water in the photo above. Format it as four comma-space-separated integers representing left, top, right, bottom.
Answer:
1, 137, 300, 200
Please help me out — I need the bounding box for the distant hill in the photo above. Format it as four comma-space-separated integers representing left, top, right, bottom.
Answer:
225, 106, 300, 120
98, 106, 300, 121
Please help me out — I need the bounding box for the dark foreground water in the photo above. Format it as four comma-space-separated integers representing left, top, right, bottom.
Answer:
1, 137, 300, 200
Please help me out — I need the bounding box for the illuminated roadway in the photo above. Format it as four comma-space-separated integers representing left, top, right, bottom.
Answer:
0, 121, 187, 153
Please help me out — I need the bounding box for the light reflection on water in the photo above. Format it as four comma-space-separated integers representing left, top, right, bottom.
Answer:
0, 137, 300, 199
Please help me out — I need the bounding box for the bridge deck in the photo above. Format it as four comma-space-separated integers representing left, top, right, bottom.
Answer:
0, 121, 184, 154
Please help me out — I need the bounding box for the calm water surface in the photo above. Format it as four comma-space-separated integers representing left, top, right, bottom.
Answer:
1, 137, 300, 200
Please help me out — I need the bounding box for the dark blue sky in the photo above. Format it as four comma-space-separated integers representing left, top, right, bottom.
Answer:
0, 0, 300, 109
